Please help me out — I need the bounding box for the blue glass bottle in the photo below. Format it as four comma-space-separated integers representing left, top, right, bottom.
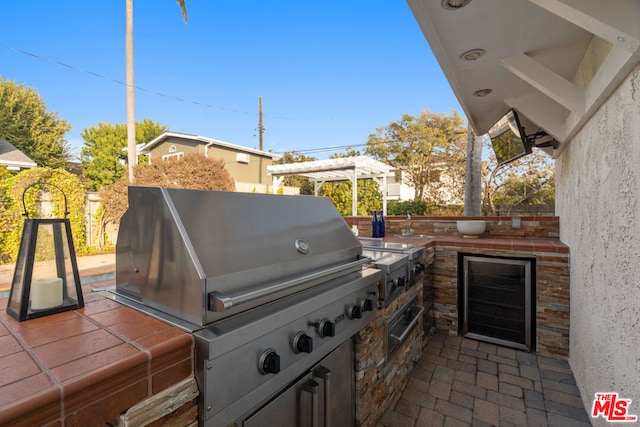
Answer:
378, 211, 385, 237
372, 211, 379, 238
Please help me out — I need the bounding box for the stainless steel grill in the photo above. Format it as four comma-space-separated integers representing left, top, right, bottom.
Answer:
108, 186, 380, 426
360, 249, 409, 307
359, 238, 426, 286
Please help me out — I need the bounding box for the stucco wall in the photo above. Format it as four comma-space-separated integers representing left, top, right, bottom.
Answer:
556, 63, 640, 422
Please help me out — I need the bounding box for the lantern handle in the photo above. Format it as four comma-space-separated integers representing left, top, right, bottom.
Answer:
21, 182, 69, 218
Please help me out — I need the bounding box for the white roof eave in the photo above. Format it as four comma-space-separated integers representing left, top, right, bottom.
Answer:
136, 131, 281, 159
406, 0, 640, 157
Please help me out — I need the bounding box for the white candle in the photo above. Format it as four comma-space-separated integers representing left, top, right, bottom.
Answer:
31, 278, 64, 310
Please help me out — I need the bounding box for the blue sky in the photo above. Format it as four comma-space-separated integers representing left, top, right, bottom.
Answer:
1, 1, 462, 159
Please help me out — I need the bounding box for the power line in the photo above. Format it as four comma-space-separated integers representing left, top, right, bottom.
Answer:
0, 43, 315, 121
275, 143, 369, 155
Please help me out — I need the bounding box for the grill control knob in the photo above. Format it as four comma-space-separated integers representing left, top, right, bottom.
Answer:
258, 349, 281, 375
398, 276, 406, 288
318, 318, 335, 338
346, 304, 362, 319
292, 331, 313, 354
360, 298, 374, 312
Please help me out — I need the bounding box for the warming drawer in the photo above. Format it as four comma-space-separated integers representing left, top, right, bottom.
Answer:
385, 296, 424, 360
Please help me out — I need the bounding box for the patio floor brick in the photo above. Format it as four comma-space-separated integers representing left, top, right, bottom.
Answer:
473, 399, 500, 425
476, 359, 498, 375
476, 371, 498, 391
428, 379, 452, 401
378, 334, 591, 426
525, 389, 546, 411
415, 407, 444, 427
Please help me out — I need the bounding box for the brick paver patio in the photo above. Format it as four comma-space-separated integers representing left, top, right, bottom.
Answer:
379, 334, 591, 427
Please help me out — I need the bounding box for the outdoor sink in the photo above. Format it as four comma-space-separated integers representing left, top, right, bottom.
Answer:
396, 233, 434, 239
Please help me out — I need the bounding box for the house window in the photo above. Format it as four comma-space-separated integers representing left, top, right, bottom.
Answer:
236, 153, 250, 164
162, 152, 184, 160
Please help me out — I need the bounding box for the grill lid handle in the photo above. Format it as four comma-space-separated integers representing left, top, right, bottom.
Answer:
208, 258, 369, 312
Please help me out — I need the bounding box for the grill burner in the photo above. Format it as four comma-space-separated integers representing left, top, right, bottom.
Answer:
361, 249, 408, 306
107, 187, 380, 426
360, 238, 426, 286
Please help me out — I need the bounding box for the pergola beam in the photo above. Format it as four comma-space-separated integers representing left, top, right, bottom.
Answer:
267, 156, 394, 215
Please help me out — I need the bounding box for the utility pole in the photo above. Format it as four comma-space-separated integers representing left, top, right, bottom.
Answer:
259, 96, 264, 151
126, 0, 136, 182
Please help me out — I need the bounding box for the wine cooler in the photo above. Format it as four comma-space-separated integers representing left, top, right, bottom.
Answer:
460, 255, 534, 351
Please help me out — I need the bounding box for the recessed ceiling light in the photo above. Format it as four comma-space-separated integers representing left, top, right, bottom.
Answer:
461, 49, 485, 61
473, 89, 493, 97
441, 0, 472, 10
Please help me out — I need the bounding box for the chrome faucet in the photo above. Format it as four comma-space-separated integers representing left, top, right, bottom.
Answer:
405, 214, 411, 235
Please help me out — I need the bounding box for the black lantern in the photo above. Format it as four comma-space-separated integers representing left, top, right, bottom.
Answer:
6, 182, 84, 321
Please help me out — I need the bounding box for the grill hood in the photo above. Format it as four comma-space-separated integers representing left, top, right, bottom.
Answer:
115, 186, 363, 326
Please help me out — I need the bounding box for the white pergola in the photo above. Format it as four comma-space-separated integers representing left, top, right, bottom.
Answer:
267, 156, 394, 216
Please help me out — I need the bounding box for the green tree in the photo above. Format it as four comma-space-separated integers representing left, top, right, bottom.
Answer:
319, 179, 382, 216
316, 148, 382, 215
0, 168, 87, 263
80, 119, 167, 190
494, 174, 555, 208
387, 200, 428, 215
482, 140, 555, 215
0, 77, 72, 168
331, 147, 361, 158
0, 165, 11, 182
366, 110, 467, 203
273, 151, 318, 195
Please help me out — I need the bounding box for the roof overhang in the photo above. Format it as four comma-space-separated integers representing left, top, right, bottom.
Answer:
407, 0, 640, 155
0, 139, 37, 169
1, 160, 37, 169
136, 131, 282, 160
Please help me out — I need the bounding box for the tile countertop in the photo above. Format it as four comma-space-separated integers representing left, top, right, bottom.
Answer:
0, 279, 193, 426
0, 234, 566, 426
382, 234, 569, 253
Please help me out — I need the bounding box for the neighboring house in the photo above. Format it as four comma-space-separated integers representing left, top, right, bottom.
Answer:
137, 132, 296, 194
0, 139, 37, 171
386, 170, 416, 202
386, 167, 463, 205
409, 0, 640, 421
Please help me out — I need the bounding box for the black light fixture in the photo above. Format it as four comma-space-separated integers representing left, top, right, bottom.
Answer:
473, 88, 493, 97
441, 0, 472, 10
460, 49, 485, 61
6, 182, 84, 321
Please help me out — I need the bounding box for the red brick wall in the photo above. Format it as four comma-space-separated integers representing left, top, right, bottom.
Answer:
344, 216, 560, 239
